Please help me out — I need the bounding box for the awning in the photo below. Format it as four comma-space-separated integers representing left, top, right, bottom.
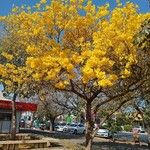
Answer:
0, 99, 37, 111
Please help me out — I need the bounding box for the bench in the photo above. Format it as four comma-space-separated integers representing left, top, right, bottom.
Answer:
0, 140, 48, 150
0, 134, 30, 140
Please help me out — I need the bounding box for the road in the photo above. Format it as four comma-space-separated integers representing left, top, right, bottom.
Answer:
113, 131, 150, 144
20, 128, 85, 139
20, 128, 150, 143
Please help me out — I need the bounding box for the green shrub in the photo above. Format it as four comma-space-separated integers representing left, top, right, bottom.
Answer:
123, 125, 132, 132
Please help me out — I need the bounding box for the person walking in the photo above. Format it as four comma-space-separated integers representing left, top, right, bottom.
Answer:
132, 128, 140, 145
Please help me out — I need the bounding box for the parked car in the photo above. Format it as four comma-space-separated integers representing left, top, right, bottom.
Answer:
55, 122, 70, 132
39, 123, 46, 130
96, 128, 112, 138
67, 123, 85, 134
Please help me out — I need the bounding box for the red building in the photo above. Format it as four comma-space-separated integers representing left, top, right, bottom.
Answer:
0, 99, 37, 133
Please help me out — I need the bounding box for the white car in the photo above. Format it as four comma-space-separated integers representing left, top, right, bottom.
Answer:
55, 122, 69, 132
67, 123, 85, 134
97, 129, 111, 138
132, 127, 145, 133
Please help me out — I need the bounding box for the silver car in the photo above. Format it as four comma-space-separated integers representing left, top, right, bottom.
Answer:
67, 123, 85, 134
97, 129, 111, 138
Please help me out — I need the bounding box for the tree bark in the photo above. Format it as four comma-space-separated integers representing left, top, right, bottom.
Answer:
11, 93, 17, 140
85, 101, 94, 150
30, 112, 36, 128
49, 118, 55, 131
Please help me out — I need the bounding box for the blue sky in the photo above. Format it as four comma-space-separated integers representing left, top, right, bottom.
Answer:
0, 0, 149, 16
0, 84, 3, 92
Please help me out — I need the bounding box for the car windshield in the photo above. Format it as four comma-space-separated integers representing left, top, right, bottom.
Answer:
78, 124, 84, 127
98, 129, 108, 133
70, 124, 77, 127
59, 123, 66, 126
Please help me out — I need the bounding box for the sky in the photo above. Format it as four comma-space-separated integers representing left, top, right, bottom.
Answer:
0, 0, 149, 16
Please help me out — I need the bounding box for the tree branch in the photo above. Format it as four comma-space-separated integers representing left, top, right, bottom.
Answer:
90, 87, 102, 101
70, 80, 88, 100
94, 79, 146, 113
92, 98, 131, 138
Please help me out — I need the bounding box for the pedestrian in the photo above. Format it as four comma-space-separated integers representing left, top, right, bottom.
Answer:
132, 128, 140, 145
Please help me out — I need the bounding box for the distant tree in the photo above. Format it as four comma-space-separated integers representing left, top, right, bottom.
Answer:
36, 86, 84, 131
37, 93, 67, 131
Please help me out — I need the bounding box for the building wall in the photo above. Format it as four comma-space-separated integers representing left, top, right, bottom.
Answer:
0, 109, 21, 133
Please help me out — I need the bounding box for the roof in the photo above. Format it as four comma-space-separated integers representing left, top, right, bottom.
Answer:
0, 99, 37, 112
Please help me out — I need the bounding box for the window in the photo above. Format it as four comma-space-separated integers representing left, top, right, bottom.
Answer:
0, 113, 11, 121
78, 124, 84, 127
70, 124, 77, 127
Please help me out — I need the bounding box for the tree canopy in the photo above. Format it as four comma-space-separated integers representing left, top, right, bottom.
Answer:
0, 1, 149, 96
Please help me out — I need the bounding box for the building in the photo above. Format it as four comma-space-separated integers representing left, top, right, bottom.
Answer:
0, 93, 37, 133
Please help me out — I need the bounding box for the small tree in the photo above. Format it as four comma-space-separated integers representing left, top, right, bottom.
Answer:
0, 14, 37, 140
36, 89, 69, 131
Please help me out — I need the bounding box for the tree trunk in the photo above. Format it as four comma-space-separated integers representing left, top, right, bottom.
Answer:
49, 118, 55, 131
11, 93, 17, 140
30, 112, 36, 128
85, 101, 94, 150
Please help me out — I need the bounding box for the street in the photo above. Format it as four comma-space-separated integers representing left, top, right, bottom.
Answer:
20, 128, 150, 150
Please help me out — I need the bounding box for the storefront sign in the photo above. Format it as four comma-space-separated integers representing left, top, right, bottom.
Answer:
0, 100, 37, 111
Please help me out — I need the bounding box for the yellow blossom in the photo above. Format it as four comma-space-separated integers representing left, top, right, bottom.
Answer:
1, 52, 13, 61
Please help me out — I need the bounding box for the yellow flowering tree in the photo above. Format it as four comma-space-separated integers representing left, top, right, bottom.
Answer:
0, 52, 33, 140
0, 14, 34, 139
0, 0, 150, 149
0, 63, 30, 139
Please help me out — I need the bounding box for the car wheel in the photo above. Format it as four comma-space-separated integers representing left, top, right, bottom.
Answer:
63, 128, 66, 132
74, 129, 77, 134
83, 130, 85, 134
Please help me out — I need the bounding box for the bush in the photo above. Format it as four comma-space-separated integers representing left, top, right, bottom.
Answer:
124, 125, 132, 132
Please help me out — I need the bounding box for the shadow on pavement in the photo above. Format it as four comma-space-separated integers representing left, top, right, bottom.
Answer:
19, 128, 84, 139
90, 141, 150, 150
